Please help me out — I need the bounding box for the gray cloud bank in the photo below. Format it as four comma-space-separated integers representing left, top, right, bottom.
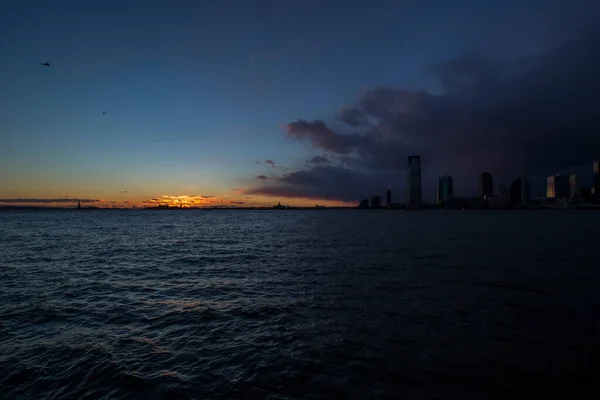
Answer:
249, 25, 600, 202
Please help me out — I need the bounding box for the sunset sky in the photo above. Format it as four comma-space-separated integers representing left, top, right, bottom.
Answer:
1, 0, 599, 207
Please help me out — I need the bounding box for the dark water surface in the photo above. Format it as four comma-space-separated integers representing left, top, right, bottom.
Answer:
1, 210, 599, 399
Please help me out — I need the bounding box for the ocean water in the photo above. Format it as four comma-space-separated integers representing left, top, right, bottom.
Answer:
1, 209, 599, 399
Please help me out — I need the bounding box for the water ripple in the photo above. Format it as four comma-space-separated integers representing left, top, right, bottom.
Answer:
1, 210, 600, 399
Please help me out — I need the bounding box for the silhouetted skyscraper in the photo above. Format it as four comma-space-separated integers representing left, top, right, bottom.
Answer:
510, 177, 530, 204
546, 174, 569, 199
370, 196, 381, 209
594, 160, 600, 198
406, 155, 422, 210
479, 172, 493, 198
386, 190, 391, 208
437, 175, 453, 204
581, 186, 593, 201
569, 174, 580, 200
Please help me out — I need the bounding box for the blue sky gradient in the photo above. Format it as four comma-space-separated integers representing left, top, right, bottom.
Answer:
1, 0, 598, 205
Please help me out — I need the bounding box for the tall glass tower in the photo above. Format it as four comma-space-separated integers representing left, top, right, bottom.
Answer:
437, 175, 453, 204
406, 155, 422, 210
479, 172, 493, 199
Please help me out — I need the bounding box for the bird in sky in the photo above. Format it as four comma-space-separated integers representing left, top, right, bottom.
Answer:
40, 62, 50, 67
102, 112, 106, 115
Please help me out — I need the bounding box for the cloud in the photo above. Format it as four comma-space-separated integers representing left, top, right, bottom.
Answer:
123, 201, 130, 204
231, 188, 240, 192
337, 106, 369, 127
250, 25, 600, 201
265, 160, 276, 167
141, 194, 244, 208
306, 155, 331, 165
256, 175, 268, 180
0, 198, 100, 204
246, 165, 397, 202
287, 120, 366, 154
256, 161, 261, 164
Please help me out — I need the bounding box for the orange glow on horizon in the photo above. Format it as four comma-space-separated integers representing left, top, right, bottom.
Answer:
0, 193, 356, 209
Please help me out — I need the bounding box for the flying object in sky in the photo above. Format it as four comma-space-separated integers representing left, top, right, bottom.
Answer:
39, 62, 50, 67
102, 112, 106, 115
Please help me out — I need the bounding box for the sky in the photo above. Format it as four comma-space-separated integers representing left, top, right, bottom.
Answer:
1, 0, 599, 207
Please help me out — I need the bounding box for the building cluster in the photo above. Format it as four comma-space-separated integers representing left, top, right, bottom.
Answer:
359, 155, 424, 210
436, 173, 533, 209
358, 156, 600, 210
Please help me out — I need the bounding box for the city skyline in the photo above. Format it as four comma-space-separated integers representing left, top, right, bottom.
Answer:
4, 158, 600, 209
355, 158, 600, 209
1, 1, 599, 208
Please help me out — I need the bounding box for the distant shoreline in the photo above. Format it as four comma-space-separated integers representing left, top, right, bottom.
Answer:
1, 206, 599, 211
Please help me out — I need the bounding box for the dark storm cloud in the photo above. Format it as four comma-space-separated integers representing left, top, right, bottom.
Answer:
337, 107, 368, 127
0, 198, 100, 203
251, 25, 600, 201
287, 120, 367, 154
306, 155, 331, 165
247, 166, 388, 201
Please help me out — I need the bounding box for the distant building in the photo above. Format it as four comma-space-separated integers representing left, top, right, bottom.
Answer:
510, 176, 531, 204
594, 160, 600, 198
406, 155, 422, 210
464, 197, 485, 209
77, 201, 81, 209
437, 175, 453, 204
488, 195, 510, 209
479, 172, 494, 199
386, 190, 392, 208
498, 184, 509, 196
546, 174, 569, 199
358, 199, 369, 209
390, 202, 405, 210
370, 196, 382, 209
442, 196, 465, 209
569, 174, 581, 200
581, 186, 593, 201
